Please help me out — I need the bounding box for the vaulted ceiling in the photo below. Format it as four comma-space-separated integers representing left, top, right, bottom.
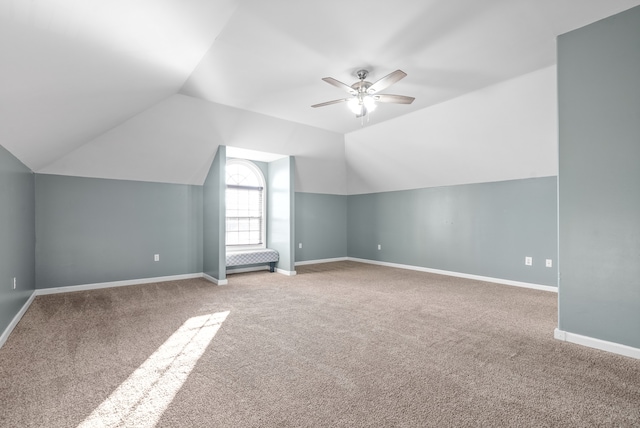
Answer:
1, 0, 639, 184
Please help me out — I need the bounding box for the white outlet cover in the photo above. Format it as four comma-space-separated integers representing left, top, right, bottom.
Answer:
378, 244, 382, 250
299, 243, 302, 249
154, 254, 160, 261
525, 257, 533, 266
546, 259, 553, 267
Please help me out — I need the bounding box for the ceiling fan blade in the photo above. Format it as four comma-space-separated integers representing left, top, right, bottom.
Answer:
311, 98, 349, 108
322, 77, 357, 95
367, 70, 407, 94
373, 94, 415, 104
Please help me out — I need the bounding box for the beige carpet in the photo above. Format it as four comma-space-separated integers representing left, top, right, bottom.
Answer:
1, 261, 638, 427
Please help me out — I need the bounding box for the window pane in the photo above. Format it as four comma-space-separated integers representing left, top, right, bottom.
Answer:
226, 163, 260, 187
227, 233, 238, 245
226, 160, 265, 247
238, 231, 249, 244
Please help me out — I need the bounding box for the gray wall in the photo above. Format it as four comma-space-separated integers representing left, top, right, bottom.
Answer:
558, 6, 640, 348
267, 156, 295, 272
35, 174, 202, 289
348, 177, 558, 286
203, 146, 226, 281
295, 193, 347, 262
0, 145, 35, 334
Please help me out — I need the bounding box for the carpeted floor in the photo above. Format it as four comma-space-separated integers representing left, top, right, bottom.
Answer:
0, 261, 639, 427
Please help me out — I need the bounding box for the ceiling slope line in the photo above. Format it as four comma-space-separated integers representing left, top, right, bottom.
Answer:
177, 0, 241, 94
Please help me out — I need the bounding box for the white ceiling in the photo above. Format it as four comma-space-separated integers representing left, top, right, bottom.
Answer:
1, 0, 639, 182
181, 0, 640, 133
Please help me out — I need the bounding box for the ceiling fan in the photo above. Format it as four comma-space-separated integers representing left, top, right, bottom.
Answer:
312, 69, 415, 118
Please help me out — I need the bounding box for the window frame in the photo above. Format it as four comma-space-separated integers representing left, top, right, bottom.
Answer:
225, 158, 267, 251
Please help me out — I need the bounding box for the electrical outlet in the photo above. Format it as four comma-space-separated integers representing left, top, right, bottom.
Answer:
13, 277, 16, 290
378, 244, 382, 250
154, 254, 160, 262
525, 257, 533, 266
299, 243, 302, 249
546, 259, 553, 268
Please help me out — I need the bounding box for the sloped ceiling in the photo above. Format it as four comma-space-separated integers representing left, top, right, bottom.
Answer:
0, 0, 237, 172
1, 0, 639, 184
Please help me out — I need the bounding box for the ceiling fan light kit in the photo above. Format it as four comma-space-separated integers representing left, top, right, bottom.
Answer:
347, 94, 377, 116
312, 68, 415, 120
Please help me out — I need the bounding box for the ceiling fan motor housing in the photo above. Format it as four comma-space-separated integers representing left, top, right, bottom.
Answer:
351, 80, 372, 93
353, 69, 373, 93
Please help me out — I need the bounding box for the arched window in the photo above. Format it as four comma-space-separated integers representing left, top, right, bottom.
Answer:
225, 159, 266, 249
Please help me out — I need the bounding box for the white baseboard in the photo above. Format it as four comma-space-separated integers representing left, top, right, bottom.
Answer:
295, 257, 348, 266
36, 273, 205, 295
0, 292, 37, 349
226, 265, 270, 274
347, 257, 558, 293
554, 328, 640, 360
226, 266, 295, 276
203, 273, 228, 286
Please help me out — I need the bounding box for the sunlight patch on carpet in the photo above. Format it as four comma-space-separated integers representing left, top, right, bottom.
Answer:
77, 311, 230, 428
